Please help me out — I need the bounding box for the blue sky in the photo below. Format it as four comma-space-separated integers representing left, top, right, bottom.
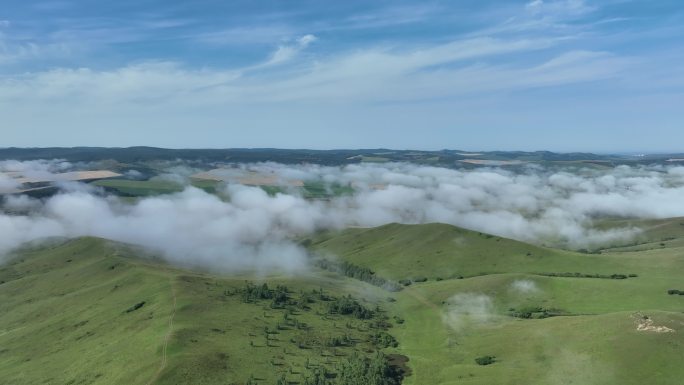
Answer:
1, 0, 682, 152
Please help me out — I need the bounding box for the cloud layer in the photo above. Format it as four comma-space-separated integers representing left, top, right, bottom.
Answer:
4, 161, 684, 270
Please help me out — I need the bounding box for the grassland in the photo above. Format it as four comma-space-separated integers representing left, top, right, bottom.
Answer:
596, 217, 684, 252
308, 223, 640, 281
0, 238, 404, 385
2, 222, 684, 384
310, 223, 684, 384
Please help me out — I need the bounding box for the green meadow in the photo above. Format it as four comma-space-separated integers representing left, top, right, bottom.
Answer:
2, 221, 684, 384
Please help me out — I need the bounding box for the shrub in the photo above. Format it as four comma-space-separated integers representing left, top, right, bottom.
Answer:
125, 301, 146, 313
475, 356, 496, 366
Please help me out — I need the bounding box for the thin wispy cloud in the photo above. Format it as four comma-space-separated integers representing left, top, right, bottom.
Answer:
525, 0, 595, 18
195, 25, 295, 46
1, 37, 620, 105
326, 4, 442, 31
258, 34, 317, 67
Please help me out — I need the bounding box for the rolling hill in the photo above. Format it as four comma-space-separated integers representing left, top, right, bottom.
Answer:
1, 222, 684, 384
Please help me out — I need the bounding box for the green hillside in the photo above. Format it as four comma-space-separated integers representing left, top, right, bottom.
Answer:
597, 217, 684, 252
2, 222, 684, 384
0, 238, 403, 385
308, 223, 640, 281
309, 222, 684, 384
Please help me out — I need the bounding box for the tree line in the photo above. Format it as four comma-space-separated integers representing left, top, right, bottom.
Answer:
314, 259, 402, 292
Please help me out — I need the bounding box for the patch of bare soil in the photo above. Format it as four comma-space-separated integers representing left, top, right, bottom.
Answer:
632, 313, 675, 333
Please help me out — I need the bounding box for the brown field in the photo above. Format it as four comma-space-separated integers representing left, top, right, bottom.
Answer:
191, 169, 304, 187
459, 159, 526, 166
1, 170, 121, 194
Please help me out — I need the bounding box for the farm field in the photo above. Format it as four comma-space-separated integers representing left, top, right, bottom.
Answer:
92, 179, 220, 197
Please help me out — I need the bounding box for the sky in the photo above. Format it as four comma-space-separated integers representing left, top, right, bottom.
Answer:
0, 0, 682, 152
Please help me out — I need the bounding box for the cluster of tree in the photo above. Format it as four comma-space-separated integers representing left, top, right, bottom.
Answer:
336, 352, 402, 385
397, 276, 428, 286
295, 288, 337, 311
327, 295, 374, 319
475, 356, 496, 366
325, 334, 355, 347
262, 353, 407, 385
576, 249, 603, 254
667, 289, 684, 295
368, 331, 399, 348
508, 307, 566, 319
315, 259, 402, 292
241, 282, 290, 308
302, 369, 330, 385
538, 272, 637, 279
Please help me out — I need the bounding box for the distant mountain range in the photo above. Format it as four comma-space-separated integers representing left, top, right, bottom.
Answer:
0, 147, 682, 166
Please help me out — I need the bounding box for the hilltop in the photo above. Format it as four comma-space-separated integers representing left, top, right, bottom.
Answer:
309, 223, 626, 281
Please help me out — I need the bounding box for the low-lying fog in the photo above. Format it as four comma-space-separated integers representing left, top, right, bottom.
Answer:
3, 160, 684, 271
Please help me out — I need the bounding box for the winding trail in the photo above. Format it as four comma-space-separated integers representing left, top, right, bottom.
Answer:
0, 326, 26, 338
146, 278, 177, 385
403, 286, 440, 311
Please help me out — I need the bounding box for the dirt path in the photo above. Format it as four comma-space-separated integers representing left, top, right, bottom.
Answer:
403, 286, 440, 311
146, 278, 177, 385
0, 326, 26, 338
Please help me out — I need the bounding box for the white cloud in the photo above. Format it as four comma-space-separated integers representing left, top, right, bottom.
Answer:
525, 0, 594, 17
526, 0, 545, 13
0, 40, 74, 65
5, 161, 684, 271
0, 174, 20, 194
511, 279, 540, 294
258, 34, 317, 67
297, 34, 317, 47
443, 293, 496, 331
196, 26, 295, 46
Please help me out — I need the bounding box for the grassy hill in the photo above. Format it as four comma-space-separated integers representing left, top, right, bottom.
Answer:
308, 223, 643, 281
0, 238, 403, 385
2, 222, 684, 384
309, 222, 684, 384
596, 217, 684, 252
